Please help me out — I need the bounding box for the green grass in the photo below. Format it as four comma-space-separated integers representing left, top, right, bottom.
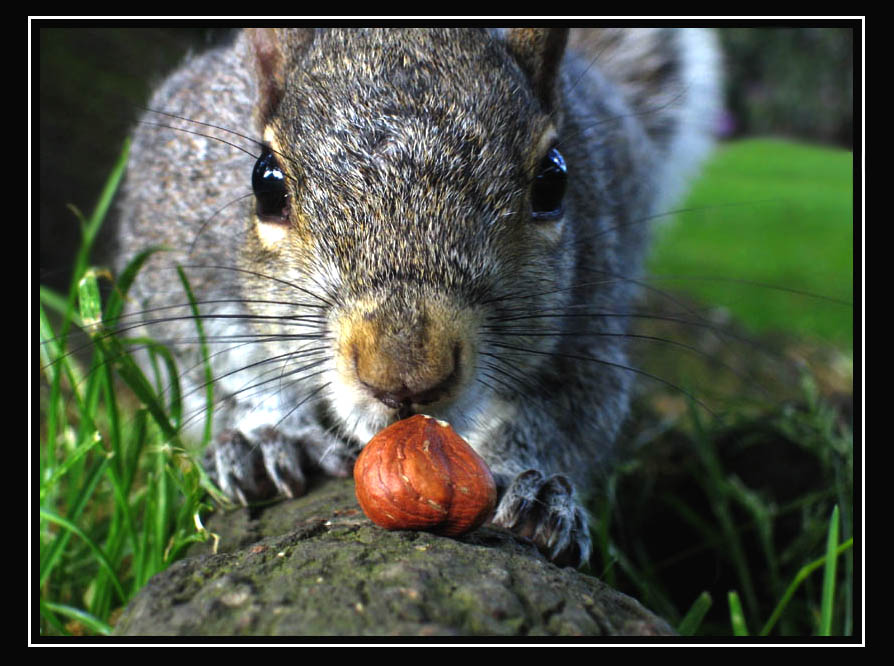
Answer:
593, 378, 854, 637
648, 138, 854, 350
37, 141, 215, 637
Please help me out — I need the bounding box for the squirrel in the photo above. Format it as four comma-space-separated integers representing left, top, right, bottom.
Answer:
115, 28, 721, 568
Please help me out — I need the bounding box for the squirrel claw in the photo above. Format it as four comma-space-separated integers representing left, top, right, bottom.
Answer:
203, 428, 307, 505
491, 469, 592, 568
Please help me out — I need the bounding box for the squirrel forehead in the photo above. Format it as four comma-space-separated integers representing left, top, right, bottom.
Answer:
273, 29, 553, 156
289, 28, 531, 98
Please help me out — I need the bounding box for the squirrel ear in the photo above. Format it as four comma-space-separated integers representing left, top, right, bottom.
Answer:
504, 28, 569, 113
247, 28, 316, 122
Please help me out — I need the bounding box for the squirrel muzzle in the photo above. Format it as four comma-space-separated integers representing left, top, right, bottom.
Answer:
336, 295, 475, 413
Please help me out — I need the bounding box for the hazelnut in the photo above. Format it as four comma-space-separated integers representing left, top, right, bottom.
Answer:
353, 414, 497, 537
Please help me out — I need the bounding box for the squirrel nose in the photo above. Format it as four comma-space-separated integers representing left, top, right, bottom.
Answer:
354, 341, 462, 410
336, 296, 473, 413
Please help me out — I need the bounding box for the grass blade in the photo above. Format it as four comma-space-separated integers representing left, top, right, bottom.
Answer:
728, 590, 749, 636
57, 139, 130, 347
39, 430, 104, 502
102, 247, 165, 325
40, 600, 113, 637
820, 505, 841, 636
39, 449, 112, 588
39, 508, 127, 603
677, 592, 713, 636
759, 538, 853, 636
177, 266, 214, 446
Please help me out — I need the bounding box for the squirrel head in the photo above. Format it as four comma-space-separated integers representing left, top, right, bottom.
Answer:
236, 28, 577, 443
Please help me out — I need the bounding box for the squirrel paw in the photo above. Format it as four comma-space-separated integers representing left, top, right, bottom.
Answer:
491, 470, 592, 568
202, 427, 307, 505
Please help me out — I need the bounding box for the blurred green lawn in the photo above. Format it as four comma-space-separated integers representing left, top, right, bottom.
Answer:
647, 138, 855, 350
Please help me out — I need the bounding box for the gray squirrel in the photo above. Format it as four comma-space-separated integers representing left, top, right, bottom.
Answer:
115, 28, 721, 567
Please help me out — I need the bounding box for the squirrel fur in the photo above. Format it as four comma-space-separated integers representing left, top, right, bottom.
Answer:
116, 27, 721, 567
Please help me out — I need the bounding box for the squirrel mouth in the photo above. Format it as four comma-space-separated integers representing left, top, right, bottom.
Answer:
356, 342, 465, 417
371, 372, 459, 413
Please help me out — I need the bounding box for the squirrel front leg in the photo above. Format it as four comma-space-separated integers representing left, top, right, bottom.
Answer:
203, 428, 307, 505
203, 423, 357, 506
491, 469, 592, 569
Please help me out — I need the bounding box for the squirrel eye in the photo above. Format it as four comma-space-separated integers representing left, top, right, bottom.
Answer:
252, 148, 289, 222
530, 147, 567, 221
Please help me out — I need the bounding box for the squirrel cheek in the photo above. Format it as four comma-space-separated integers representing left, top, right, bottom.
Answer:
253, 212, 314, 254
534, 217, 565, 245
254, 218, 290, 251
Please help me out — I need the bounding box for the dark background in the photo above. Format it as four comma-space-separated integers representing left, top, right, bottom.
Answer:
35, 24, 858, 294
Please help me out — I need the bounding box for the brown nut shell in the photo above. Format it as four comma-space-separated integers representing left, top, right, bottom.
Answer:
354, 414, 497, 537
